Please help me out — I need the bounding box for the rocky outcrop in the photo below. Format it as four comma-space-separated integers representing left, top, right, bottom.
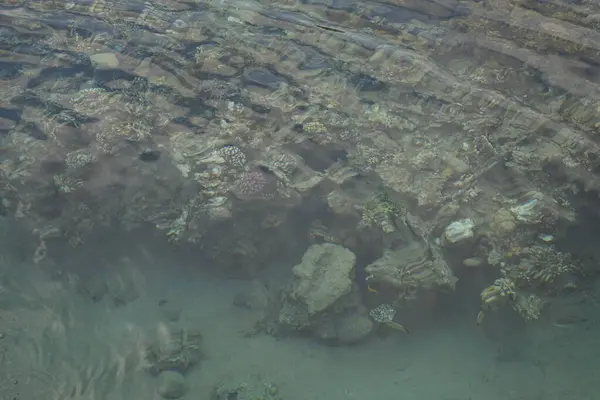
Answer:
277, 243, 373, 344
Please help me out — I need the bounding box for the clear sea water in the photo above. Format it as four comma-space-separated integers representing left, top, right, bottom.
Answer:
1, 0, 600, 399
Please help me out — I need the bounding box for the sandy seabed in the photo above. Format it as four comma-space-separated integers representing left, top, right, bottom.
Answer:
0, 248, 597, 400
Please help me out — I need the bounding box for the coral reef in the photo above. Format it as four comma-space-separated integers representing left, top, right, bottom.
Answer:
1, 0, 598, 339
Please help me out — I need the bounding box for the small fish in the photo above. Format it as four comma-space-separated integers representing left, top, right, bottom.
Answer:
552, 315, 588, 328
476, 310, 485, 326
367, 284, 379, 294
315, 24, 345, 33
385, 320, 409, 334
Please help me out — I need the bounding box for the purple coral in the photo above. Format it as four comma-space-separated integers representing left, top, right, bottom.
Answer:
231, 168, 278, 200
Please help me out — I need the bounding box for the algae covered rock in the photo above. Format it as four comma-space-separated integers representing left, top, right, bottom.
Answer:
143, 326, 204, 375
443, 218, 475, 244
289, 243, 356, 316
277, 243, 364, 339
365, 242, 457, 302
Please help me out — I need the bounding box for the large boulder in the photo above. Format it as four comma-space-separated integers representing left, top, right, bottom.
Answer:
276, 243, 373, 343
289, 243, 356, 316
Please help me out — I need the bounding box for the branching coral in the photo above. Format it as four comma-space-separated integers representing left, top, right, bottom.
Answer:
503, 244, 576, 286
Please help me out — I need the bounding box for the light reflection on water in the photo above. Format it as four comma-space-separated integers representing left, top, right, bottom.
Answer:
1, 0, 600, 399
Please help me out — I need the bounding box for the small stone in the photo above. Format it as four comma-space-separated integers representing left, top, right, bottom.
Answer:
443, 154, 470, 174
444, 219, 475, 243
90, 52, 119, 68
233, 281, 268, 310
112, 285, 139, 308
266, 383, 279, 396
493, 209, 517, 233
462, 257, 483, 267
139, 149, 161, 162
509, 193, 543, 222
157, 371, 187, 399
337, 314, 373, 344
158, 299, 182, 322
82, 280, 108, 302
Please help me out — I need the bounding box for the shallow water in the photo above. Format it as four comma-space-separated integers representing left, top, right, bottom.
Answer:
2, 0, 600, 399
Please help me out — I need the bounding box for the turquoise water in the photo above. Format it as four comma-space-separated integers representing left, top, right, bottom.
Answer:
1, 0, 600, 399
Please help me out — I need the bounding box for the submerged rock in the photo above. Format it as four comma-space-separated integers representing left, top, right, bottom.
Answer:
90, 52, 119, 68
274, 244, 375, 344
157, 371, 187, 399
289, 243, 356, 316
158, 299, 182, 322
144, 326, 204, 375
444, 218, 475, 244
336, 314, 374, 344
211, 376, 281, 400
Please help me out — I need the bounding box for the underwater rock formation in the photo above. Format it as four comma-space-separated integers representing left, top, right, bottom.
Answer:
288, 243, 356, 316
277, 243, 373, 343
365, 241, 457, 303
1, 0, 598, 327
143, 326, 204, 375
